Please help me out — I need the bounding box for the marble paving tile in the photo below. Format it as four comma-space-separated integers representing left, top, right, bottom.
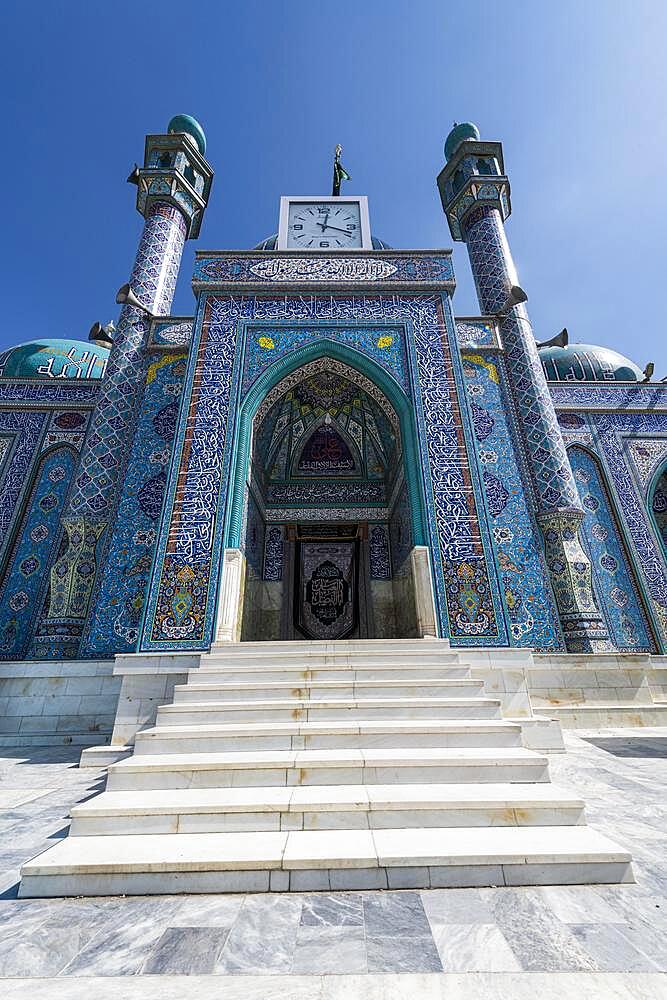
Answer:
0, 973, 664, 1000
292, 926, 367, 974
421, 887, 494, 924
483, 888, 600, 972
363, 891, 431, 937
569, 924, 660, 972
0, 923, 98, 977
613, 920, 667, 968
431, 923, 521, 972
365, 934, 443, 973
300, 893, 364, 927
59, 899, 185, 977
215, 895, 303, 973
536, 885, 626, 924
141, 926, 231, 975
0, 789, 57, 808
168, 894, 245, 926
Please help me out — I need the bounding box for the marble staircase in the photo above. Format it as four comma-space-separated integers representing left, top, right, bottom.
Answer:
19, 639, 632, 896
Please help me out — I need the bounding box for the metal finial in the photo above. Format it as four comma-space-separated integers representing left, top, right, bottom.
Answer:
332, 145, 351, 196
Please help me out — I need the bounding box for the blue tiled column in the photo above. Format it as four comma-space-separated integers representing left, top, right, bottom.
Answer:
32, 118, 213, 658
438, 124, 609, 651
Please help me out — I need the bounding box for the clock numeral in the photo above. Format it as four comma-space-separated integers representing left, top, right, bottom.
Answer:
319, 241, 330, 247
292, 224, 303, 230
347, 224, 357, 230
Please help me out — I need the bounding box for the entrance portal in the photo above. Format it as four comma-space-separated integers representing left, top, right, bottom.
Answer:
232, 355, 434, 641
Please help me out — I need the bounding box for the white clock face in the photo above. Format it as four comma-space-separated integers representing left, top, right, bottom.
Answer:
287, 201, 362, 249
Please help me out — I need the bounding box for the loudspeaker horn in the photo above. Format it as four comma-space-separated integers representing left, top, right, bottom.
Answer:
115, 283, 152, 315
88, 322, 114, 350
536, 328, 569, 349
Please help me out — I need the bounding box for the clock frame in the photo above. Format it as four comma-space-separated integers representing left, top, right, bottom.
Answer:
277, 196, 372, 251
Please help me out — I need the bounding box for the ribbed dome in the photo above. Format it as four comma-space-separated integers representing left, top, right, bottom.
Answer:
253, 234, 392, 250
539, 343, 643, 383
0, 339, 109, 380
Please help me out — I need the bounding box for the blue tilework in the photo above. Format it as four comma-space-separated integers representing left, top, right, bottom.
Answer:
141, 293, 502, 650
242, 326, 409, 395
193, 253, 455, 287
455, 319, 498, 349
263, 524, 284, 581
0, 411, 49, 555
242, 488, 265, 575
586, 412, 667, 646
461, 353, 563, 650
0, 447, 77, 658
81, 352, 188, 656
549, 383, 667, 411
464, 207, 581, 512
389, 480, 413, 577
569, 445, 655, 652
369, 523, 391, 580
652, 471, 667, 551
69, 203, 186, 518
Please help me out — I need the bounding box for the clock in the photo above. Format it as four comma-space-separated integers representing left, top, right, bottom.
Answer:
278, 196, 372, 250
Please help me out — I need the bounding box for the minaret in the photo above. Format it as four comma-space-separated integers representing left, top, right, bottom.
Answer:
437, 122, 609, 652
34, 115, 213, 658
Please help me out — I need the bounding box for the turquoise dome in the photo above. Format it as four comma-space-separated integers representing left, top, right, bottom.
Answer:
444, 122, 480, 161
167, 114, 206, 155
0, 339, 109, 380
539, 343, 643, 383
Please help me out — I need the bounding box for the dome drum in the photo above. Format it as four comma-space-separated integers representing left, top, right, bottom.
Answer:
539, 343, 644, 383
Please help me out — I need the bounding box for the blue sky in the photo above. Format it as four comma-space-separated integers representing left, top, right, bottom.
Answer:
3, 0, 667, 370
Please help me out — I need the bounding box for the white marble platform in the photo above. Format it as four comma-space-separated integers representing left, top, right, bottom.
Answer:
18, 640, 633, 896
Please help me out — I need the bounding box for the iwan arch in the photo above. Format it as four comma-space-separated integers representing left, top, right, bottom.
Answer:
2, 114, 667, 894
218, 340, 435, 644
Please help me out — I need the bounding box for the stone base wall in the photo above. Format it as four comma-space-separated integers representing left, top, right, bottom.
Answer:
528, 653, 667, 728
0, 659, 120, 747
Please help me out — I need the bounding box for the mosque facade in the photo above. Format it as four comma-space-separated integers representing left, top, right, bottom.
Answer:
1, 115, 667, 681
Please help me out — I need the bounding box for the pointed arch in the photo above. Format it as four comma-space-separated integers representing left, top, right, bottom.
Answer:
648, 459, 667, 561
568, 444, 657, 651
0, 444, 78, 659
289, 415, 364, 479
224, 339, 427, 548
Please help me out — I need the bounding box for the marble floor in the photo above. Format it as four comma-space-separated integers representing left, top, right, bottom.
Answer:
0, 730, 665, 997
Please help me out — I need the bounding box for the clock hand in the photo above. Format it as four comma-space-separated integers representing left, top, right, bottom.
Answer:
320, 223, 353, 235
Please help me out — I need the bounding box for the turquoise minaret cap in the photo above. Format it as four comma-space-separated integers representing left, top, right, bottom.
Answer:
167, 114, 207, 156
444, 121, 480, 161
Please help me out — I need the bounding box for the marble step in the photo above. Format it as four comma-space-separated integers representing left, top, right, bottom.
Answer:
200, 651, 463, 669
133, 719, 524, 754
156, 697, 503, 725
68, 782, 586, 836
192, 665, 476, 683
174, 679, 485, 701
107, 746, 550, 790
202, 639, 461, 662
19, 825, 633, 897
